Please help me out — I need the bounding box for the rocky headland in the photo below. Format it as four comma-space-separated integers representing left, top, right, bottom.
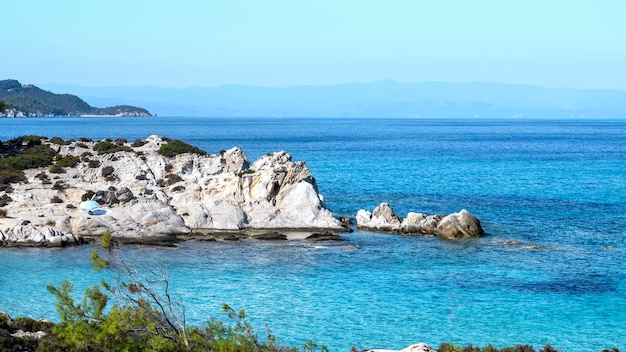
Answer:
0, 135, 484, 247
357, 202, 483, 239
0, 135, 348, 246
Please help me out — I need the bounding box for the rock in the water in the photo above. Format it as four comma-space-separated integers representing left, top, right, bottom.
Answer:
305, 232, 347, 241
252, 232, 287, 240
356, 202, 402, 232
436, 209, 484, 239
357, 203, 483, 239
366, 343, 437, 352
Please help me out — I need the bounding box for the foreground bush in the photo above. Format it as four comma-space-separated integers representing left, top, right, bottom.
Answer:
40, 230, 326, 352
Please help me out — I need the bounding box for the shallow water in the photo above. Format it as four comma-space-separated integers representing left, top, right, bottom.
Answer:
1, 117, 625, 351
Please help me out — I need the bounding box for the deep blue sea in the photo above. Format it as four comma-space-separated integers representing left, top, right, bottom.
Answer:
1, 117, 625, 351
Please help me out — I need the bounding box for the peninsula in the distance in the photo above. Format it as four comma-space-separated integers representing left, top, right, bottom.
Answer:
0, 79, 151, 117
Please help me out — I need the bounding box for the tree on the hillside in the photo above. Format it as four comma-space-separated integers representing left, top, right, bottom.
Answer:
0, 101, 9, 111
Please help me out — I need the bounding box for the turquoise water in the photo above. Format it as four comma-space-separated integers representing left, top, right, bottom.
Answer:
1, 118, 625, 351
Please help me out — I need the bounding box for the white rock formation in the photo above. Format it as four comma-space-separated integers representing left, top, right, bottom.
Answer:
0, 136, 346, 246
366, 343, 437, 352
0, 222, 83, 247
357, 203, 483, 239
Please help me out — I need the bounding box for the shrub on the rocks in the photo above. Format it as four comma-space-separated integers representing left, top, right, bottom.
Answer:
158, 139, 207, 157
48, 164, 65, 174
0, 170, 26, 190
75, 142, 88, 149
166, 173, 183, 185
88, 160, 101, 168
1, 145, 56, 172
93, 140, 132, 154
55, 155, 80, 168
0, 208, 6, 217
49, 137, 70, 145
131, 138, 147, 147
114, 138, 127, 146
0, 194, 12, 207
82, 190, 96, 201
101, 166, 115, 178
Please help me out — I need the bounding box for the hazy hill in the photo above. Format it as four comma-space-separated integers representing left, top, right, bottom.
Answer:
39, 80, 626, 118
0, 79, 151, 117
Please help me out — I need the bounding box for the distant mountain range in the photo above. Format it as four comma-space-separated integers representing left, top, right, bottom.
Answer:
35, 80, 626, 118
0, 79, 151, 117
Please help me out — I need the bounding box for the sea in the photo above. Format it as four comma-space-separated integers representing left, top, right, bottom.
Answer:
0, 117, 625, 351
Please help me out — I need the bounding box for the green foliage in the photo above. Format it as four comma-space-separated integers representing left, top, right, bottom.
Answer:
48, 164, 65, 174
0, 140, 57, 188
1, 145, 56, 170
81, 190, 96, 201
132, 138, 147, 147
49, 136, 70, 145
55, 155, 80, 168
0, 101, 9, 111
158, 139, 208, 157
166, 173, 184, 185
92, 140, 132, 154
40, 229, 328, 352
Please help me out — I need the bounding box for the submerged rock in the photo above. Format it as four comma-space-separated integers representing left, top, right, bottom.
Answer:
357, 203, 483, 239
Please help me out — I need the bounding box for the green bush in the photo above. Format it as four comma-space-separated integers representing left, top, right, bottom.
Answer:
49, 136, 70, 145
158, 139, 207, 158
40, 231, 328, 352
55, 155, 80, 168
0, 145, 56, 171
131, 138, 147, 147
92, 140, 132, 154
166, 173, 184, 185
0, 209, 7, 217
81, 190, 96, 201
48, 164, 65, 174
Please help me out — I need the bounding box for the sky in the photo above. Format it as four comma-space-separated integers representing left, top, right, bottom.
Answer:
3, 0, 626, 90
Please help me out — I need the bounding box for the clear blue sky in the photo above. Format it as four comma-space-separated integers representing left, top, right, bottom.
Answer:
3, 0, 625, 89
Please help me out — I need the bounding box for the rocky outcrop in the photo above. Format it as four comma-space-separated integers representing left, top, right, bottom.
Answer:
366, 343, 437, 352
357, 203, 483, 239
0, 135, 347, 246
0, 221, 83, 247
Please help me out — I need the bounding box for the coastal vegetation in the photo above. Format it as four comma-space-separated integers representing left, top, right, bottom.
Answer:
9, 230, 326, 351
0, 79, 151, 117
158, 138, 208, 157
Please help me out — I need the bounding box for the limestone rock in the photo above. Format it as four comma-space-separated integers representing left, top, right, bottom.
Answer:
357, 203, 483, 239
1, 136, 346, 246
436, 209, 484, 239
0, 222, 83, 247
366, 343, 437, 352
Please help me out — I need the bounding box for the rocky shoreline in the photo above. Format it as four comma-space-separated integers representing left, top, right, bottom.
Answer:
0, 135, 482, 247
